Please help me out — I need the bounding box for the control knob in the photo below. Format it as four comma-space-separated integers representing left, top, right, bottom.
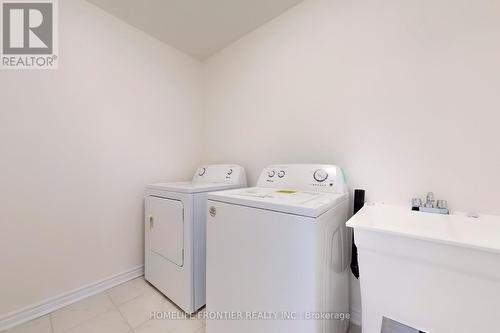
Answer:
313, 169, 328, 182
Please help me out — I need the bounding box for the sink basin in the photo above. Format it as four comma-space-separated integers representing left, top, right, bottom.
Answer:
347, 203, 500, 333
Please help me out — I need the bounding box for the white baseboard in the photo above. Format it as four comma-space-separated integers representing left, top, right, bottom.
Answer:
350, 306, 362, 326
0, 265, 144, 331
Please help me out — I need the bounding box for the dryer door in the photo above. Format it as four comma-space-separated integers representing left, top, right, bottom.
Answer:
145, 196, 184, 267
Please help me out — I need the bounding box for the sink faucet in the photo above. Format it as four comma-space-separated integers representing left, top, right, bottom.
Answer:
411, 192, 449, 215
425, 192, 435, 208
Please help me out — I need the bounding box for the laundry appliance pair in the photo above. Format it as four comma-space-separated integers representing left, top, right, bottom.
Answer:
145, 164, 351, 333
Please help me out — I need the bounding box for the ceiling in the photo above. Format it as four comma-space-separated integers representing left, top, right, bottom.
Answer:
87, 0, 304, 60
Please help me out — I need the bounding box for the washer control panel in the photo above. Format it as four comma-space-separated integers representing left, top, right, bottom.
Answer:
193, 164, 247, 185
257, 164, 346, 193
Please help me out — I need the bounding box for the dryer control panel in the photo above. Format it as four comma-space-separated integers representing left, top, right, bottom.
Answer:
192, 164, 247, 186
256, 164, 346, 194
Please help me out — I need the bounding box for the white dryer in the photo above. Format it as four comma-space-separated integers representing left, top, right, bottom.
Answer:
145, 165, 247, 314
206, 164, 351, 333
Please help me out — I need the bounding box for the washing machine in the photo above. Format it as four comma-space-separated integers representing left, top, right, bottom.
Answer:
145, 164, 246, 314
206, 164, 351, 333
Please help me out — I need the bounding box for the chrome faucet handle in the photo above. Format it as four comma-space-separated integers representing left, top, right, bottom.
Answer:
411, 198, 422, 207
437, 200, 448, 209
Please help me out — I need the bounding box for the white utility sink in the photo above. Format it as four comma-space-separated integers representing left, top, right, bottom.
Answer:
347, 203, 500, 333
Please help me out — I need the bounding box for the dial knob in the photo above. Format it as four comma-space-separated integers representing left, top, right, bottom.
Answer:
313, 169, 328, 182
268, 170, 276, 178
198, 167, 206, 176
227, 168, 233, 175
277, 170, 285, 178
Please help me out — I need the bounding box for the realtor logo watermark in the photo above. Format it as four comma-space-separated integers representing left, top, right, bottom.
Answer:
1, 0, 58, 69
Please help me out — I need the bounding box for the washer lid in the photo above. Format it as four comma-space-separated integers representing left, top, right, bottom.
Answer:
207, 187, 348, 217
146, 181, 241, 194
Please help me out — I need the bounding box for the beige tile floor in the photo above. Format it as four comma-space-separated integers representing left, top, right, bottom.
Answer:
3, 277, 361, 333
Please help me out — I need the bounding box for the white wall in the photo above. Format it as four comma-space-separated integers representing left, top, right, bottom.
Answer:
0, 0, 203, 316
203, 0, 500, 321
204, 0, 500, 217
